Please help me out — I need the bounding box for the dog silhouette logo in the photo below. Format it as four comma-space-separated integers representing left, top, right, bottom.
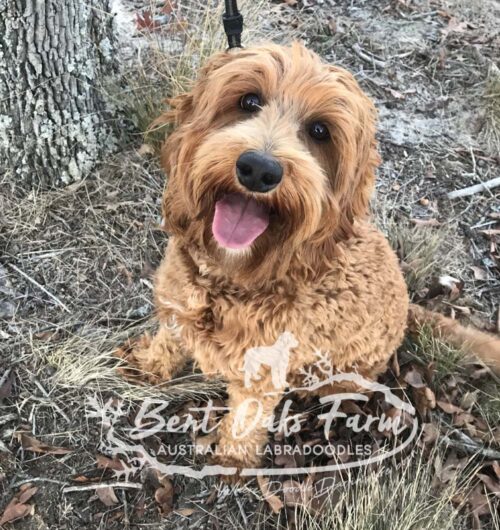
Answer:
242, 331, 298, 389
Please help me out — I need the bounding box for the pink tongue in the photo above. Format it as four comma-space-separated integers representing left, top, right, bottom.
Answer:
212, 193, 269, 249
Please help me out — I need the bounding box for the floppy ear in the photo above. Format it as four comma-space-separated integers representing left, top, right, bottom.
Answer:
307, 66, 380, 269
152, 50, 241, 236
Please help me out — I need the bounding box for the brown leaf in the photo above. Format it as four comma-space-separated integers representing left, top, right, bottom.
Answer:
96, 486, 119, 507
452, 411, 476, 427
421, 423, 440, 444
257, 475, 283, 513
477, 474, 500, 498
17, 485, 38, 504
492, 461, 500, 479
136, 10, 159, 31
436, 401, 463, 414
161, 0, 177, 14
0, 486, 37, 525
479, 229, 500, 237
410, 218, 441, 227
282, 480, 311, 507
137, 143, 155, 157
0, 370, 14, 399
96, 454, 125, 472
19, 433, 72, 455
471, 266, 488, 281
413, 386, 436, 416
441, 17, 469, 39
438, 275, 464, 301
403, 367, 426, 388
274, 452, 299, 468
155, 480, 174, 515
468, 484, 491, 517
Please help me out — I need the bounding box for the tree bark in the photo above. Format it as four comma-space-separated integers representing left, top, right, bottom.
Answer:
0, 0, 119, 189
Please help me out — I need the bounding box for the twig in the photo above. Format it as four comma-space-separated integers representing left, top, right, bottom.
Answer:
31, 377, 71, 423
10, 477, 67, 489
63, 482, 142, 493
447, 176, 500, 199
441, 432, 500, 460
0, 368, 12, 391
352, 44, 386, 68
8, 263, 71, 313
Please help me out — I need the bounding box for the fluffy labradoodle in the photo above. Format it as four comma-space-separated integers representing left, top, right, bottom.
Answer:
118, 43, 500, 471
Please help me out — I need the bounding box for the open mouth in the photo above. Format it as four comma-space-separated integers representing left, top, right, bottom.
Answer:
212, 193, 270, 250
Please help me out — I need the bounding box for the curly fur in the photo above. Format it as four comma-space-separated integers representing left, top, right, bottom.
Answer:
118, 43, 500, 471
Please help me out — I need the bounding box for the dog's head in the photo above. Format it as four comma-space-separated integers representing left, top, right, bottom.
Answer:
158, 43, 379, 284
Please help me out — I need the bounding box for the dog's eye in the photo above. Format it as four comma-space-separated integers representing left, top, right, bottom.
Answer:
240, 93, 262, 113
308, 122, 330, 142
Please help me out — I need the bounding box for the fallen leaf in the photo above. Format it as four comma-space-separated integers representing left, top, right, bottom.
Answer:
0, 370, 14, 399
453, 411, 476, 427
471, 266, 488, 281
97, 486, 119, 507
137, 144, 155, 157
0, 485, 37, 525
410, 218, 441, 227
441, 17, 469, 39
479, 229, 500, 237
403, 367, 426, 388
155, 480, 173, 515
17, 485, 38, 505
257, 475, 283, 513
436, 401, 463, 414
136, 10, 159, 31
96, 454, 125, 472
477, 473, 500, 498
421, 423, 440, 444
19, 433, 72, 455
438, 275, 463, 301
161, 0, 177, 14
283, 479, 312, 507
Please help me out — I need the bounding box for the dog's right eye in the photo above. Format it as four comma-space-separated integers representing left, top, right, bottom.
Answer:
240, 93, 262, 113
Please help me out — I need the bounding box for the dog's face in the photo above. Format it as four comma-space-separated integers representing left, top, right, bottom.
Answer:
159, 43, 379, 283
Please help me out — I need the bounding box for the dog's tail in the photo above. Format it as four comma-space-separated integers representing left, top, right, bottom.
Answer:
408, 304, 500, 375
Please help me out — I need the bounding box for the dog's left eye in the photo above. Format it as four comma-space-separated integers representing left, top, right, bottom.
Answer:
308, 122, 330, 142
240, 93, 262, 113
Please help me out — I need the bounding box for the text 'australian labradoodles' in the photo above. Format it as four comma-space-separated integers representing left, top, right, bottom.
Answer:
118, 42, 500, 471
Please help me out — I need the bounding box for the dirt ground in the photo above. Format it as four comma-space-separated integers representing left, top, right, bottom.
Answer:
1, 0, 500, 529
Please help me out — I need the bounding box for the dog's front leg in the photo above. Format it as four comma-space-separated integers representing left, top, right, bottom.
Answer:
213, 382, 281, 475
116, 324, 189, 384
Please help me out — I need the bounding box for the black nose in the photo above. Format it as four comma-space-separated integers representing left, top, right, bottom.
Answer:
236, 151, 283, 193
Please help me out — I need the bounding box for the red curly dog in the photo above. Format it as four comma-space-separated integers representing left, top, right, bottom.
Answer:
119, 43, 500, 471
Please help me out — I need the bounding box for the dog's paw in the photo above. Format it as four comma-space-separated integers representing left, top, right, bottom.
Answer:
115, 334, 162, 385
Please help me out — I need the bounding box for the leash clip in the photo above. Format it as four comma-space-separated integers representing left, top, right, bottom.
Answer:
223, 0, 243, 49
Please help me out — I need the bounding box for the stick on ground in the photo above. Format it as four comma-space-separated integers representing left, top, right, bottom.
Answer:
447, 176, 500, 199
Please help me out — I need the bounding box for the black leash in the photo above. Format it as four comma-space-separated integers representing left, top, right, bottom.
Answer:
223, 0, 243, 49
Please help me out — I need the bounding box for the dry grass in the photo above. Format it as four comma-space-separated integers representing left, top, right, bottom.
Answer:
481, 64, 500, 157
374, 198, 465, 296
293, 448, 471, 530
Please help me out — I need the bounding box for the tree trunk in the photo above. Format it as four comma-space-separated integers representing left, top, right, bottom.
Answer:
0, 0, 119, 189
